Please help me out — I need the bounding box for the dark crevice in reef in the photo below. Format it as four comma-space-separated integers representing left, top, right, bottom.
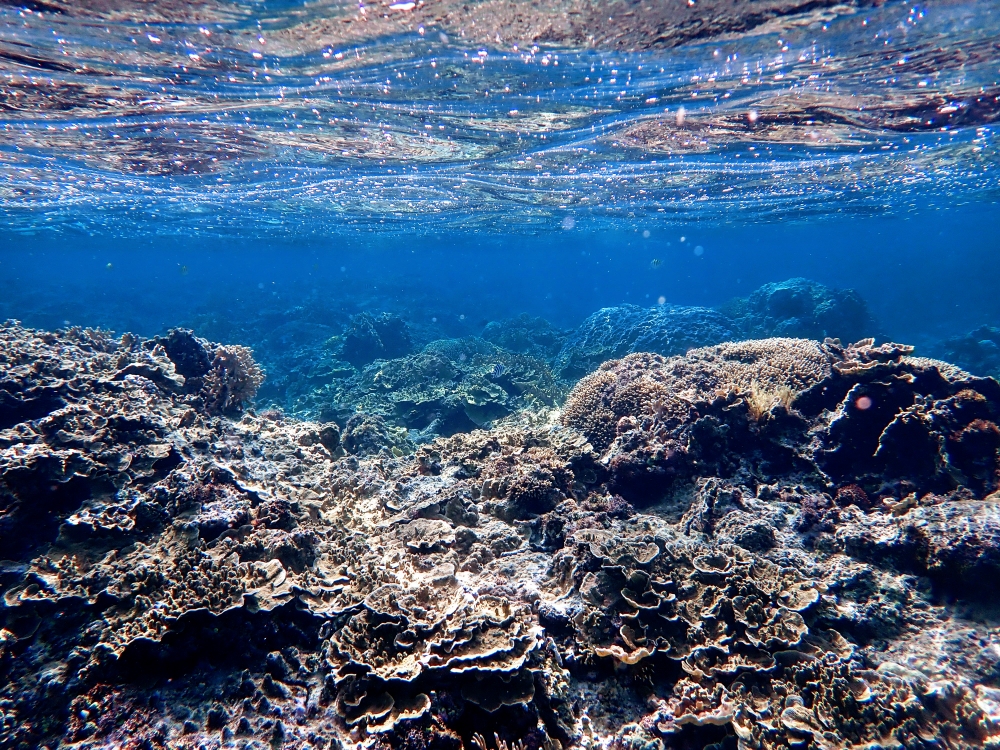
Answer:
107, 603, 322, 684
4, 307, 1000, 749
0, 474, 100, 562
0, 385, 64, 431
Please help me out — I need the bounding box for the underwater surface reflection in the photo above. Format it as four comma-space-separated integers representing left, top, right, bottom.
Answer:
1, 0, 998, 234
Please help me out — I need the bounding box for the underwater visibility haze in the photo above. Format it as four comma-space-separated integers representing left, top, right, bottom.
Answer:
2, 0, 1000, 748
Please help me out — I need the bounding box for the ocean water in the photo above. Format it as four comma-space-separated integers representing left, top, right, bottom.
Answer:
2, 0, 998, 348
2, 0, 998, 345
3, 0, 1000, 747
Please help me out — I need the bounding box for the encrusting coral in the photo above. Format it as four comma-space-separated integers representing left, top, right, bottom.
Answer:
3, 322, 1000, 750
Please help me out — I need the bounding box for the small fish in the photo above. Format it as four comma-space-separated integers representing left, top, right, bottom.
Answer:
650, 258, 662, 269
490, 363, 507, 378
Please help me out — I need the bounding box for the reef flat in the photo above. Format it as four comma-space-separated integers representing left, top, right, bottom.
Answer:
4, 321, 1000, 750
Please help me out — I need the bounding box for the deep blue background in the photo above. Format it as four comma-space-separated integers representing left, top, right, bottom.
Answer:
2, 202, 998, 350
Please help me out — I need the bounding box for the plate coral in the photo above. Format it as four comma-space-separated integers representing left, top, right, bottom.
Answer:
2, 324, 1000, 750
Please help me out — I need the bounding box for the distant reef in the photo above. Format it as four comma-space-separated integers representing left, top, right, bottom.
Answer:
551, 304, 737, 382
933, 325, 1000, 381
4, 320, 1000, 750
255, 278, 884, 447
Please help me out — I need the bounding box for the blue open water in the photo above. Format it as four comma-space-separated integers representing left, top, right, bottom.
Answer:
1, 0, 999, 388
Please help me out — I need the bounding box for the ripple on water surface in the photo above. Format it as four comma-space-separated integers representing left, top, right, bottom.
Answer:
0, 0, 998, 235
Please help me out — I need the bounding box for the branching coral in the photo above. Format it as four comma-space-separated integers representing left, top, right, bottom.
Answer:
202, 344, 265, 415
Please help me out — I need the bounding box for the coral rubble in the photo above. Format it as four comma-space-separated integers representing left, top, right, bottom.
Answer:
3, 322, 1000, 750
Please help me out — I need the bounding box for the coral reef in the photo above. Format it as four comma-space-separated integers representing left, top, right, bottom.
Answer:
562, 337, 1000, 503
721, 277, 880, 343
481, 314, 568, 361
319, 337, 563, 444
340, 312, 414, 368
553, 304, 737, 381
5, 322, 1000, 750
936, 325, 1000, 380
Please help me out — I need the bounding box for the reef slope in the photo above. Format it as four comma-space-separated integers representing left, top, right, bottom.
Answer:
3, 324, 1000, 750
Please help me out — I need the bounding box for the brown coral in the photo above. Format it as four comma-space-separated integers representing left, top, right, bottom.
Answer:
202, 344, 265, 415
4, 325, 1000, 750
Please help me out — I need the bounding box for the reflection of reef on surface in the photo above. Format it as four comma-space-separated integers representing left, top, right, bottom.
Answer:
4, 322, 1000, 750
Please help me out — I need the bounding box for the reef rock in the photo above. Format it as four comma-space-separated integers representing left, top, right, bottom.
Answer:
936, 324, 1000, 380
4, 323, 1000, 750
562, 337, 1000, 503
339, 311, 414, 368
322, 337, 562, 443
481, 313, 567, 360
722, 277, 880, 343
553, 303, 737, 380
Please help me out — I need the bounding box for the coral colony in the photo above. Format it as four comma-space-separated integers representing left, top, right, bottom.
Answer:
3, 281, 1000, 749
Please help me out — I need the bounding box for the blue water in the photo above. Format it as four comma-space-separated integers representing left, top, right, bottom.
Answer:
1, 0, 999, 388
2, 206, 997, 339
